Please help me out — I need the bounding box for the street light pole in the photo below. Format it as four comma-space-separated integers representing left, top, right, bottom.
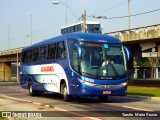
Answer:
16, 52, 19, 82
8, 23, 11, 49
128, 0, 131, 29
52, 0, 67, 25
52, 0, 78, 26
65, 0, 67, 25
30, 12, 33, 45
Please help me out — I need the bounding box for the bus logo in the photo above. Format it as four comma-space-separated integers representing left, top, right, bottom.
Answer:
41, 66, 54, 72
105, 85, 109, 88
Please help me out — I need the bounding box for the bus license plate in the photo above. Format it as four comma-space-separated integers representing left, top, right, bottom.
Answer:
103, 91, 111, 94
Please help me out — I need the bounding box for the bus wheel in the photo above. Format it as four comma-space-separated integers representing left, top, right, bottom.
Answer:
98, 96, 108, 102
28, 81, 37, 96
61, 83, 71, 102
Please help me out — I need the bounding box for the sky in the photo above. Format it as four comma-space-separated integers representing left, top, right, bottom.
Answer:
0, 0, 160, 50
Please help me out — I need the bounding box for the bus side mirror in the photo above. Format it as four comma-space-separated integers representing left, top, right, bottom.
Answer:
75, 43, 82, 59
124, 46, 130, 61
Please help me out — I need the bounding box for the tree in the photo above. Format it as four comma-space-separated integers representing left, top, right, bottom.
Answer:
148, 57, 159, 78
134, 57, 159, 78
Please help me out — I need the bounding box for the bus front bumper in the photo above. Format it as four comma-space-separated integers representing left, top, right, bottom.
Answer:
70, 80, 128, 97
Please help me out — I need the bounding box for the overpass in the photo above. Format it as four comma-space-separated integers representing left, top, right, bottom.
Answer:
0, 24, 160, 81
105, 24, 160, 57
105, 24, 160, 79
0, 48, 22, 82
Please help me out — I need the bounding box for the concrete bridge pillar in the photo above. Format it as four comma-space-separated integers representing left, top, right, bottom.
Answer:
0, 62, 11, 81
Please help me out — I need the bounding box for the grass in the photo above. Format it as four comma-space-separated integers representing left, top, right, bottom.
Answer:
40, 103, 54, 108
0, 117, 9, 120
127, 85, 160, 97
40, 103, 46, 106
47, 104, 54, 108
0, 112, 9, 120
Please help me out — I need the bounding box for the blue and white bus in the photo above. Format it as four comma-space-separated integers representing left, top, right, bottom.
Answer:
20, 33, 130, 102
61, 21, 102, 34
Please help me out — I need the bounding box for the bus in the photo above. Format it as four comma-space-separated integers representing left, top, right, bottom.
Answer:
61, 21, 102, 34
20, 33, 130, 102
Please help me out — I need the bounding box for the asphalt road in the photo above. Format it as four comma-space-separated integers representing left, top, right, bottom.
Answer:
0, 82, 160, 120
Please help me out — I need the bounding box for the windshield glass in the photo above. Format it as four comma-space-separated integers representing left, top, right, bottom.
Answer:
86, 24, 102, 34
80, 42, 127, 79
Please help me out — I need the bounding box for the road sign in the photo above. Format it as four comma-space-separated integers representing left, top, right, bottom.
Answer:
142, 52, 158, 57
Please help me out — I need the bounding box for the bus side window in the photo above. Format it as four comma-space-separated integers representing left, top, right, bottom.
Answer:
75, 25, 78, 32
57, 41, 65, 59
72, 50, 78, 72
48, 43, 56, 60
77, 24, 81, 31
21, 51, 27, 63
27, 50, 32, 63
64, 29, 66, 34
61, 29, 64, 34
68, 27, 70, 33
39, 46, 48, 61
71, 26, 74, 32
32, 48, 39, 62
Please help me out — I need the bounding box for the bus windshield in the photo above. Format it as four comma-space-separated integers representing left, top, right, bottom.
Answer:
86, 24, 102, 34
79, 42, 127, 79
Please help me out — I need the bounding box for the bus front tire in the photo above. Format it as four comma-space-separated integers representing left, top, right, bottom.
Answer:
28, 82, 37, 96
61, 83, 71, 102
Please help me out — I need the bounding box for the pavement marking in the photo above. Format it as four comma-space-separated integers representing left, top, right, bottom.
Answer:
18, 89, 25, 91
0, 94, 104, 120
102, 102, 153, 112
53, 107, 106, 120
0, 94, 32, 103
33, 102, 41, 105
122, 105, 153, 111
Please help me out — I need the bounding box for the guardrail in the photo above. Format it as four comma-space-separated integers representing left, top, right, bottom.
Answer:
105, 24, 160, 42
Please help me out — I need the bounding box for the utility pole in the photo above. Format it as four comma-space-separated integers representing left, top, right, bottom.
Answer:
16, 52, 19, 82
65, 0, 67, 25
30, 13, 33, 45
83, 10, 86, 33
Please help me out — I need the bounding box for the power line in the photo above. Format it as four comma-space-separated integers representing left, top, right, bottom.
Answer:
108, 8, 160, 19
88, 8, 160, 20
92, 0, 128, 16
76, 15, 83, 23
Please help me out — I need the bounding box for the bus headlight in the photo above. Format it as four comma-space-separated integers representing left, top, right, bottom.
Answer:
78, 78, 95, 87
121, 82, 128, 87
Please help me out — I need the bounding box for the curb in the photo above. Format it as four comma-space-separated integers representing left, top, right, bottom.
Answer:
127, 95, 160, 100
150, 97, 160, 100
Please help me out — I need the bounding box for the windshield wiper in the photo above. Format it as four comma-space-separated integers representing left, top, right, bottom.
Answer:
95, 59, 104, 79
110, 62, 119, 78
81, 72, 97, 78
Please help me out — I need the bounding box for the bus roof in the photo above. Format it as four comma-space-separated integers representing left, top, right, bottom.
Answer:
23, 33, 121, 51
61, 21, 100, 29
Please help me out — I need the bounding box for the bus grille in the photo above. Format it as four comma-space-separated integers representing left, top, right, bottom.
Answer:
93, 84, 121, 89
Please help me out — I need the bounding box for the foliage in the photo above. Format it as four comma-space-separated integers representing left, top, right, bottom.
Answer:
134, 57, 151, 67
134, 57, 159, 78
